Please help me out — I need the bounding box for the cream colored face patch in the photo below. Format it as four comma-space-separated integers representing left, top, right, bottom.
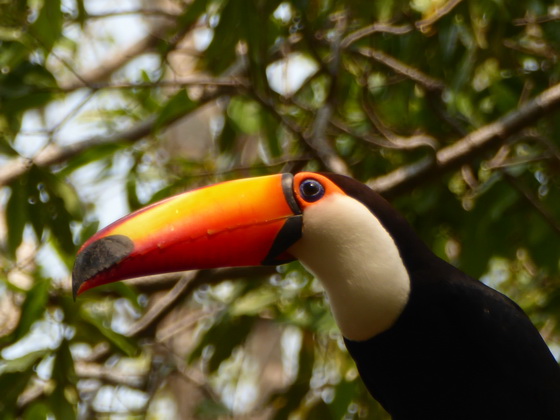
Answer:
289, 193, 411, 341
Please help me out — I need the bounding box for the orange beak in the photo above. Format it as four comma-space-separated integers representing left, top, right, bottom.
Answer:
72, 174, 302, 298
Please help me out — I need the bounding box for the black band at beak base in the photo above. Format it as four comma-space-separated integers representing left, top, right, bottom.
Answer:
260, 173, 304, 265
261, 215, 303, 265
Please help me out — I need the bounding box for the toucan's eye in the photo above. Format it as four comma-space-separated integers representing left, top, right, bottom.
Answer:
299, 179, 325, 202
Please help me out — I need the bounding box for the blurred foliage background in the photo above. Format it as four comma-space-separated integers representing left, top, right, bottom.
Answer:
1, 0, 560, 418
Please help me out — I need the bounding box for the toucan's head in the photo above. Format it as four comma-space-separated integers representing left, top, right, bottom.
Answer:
73, 172, 415, 340
73, 173, 341, 296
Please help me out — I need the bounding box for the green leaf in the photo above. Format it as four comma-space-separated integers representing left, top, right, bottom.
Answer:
0, 350, 48, 374
50, 386, 75, 420
262, 111, 281, 157
270, 333, 314, 420
50, 340, 76, 419
52, 339, 76, 385
5, 179, 28, 257
329, 379, 357, 420
217, 115, 238, 153
126, 173, 142, 211
59, 142, 122, 176
188, 314, 256, 372
0, 40, 28, 74
80, 306, 138, 357
0, 137, 18, 156
23, 401, 52, 420
230, 287, 279, 316
155, 89, 196, 131
0, 61, 57, 126
202, 0, 240, 75
0, 370, 34, 416
306, 400, 332, 420
13, 279, 50, 341
75, 0, 87, 28
177, 0, 209, 28
30, 0, 63, 53
195, 399, 232, 419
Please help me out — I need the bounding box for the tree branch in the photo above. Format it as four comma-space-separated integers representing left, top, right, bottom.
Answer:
75, 361, 146, 387
370, 82, 560, 198
307, 12, 350, 175
357, 47, 445, 93
0, 88, 231, 187
83, 9, 180, 20
59, 21, 173, 91
341, 22, 413, 49
58, 76, 243, 93
123, 267, 275, 338
361, 86, 438, 150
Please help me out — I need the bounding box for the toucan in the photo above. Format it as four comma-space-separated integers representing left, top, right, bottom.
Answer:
72, 172, 560, 419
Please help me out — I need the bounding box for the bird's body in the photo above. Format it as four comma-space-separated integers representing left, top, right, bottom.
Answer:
307, 173, 560, 419
72, 172, 560, 419
347, 260, 560, 419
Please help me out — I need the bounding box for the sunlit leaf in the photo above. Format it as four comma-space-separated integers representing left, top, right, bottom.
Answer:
12, 279, 50, 341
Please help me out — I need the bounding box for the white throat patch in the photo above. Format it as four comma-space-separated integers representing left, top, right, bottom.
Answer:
289, 194, 411, 341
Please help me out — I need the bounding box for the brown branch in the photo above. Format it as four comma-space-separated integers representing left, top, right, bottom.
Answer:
361, 87, 438, 150
123, 266, 275, 338
75, 361, 146, 387
0, 87, 230, 187
58, 77, 244, 93
341, 22, 413, 49
84, 9, 180, 20
369, 82, 560, 198
513, 14, 560, 26
125, 272, 198, 337
357, 47, 445, 92
306, 13, 350, 176
59, 21, 173, 91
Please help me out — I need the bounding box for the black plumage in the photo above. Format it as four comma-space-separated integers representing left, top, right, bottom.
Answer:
324, 173, 560, 419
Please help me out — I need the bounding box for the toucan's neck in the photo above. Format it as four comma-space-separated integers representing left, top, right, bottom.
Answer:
289, 194, 411, 341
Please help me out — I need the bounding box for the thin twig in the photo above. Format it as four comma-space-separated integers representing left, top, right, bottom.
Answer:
83, 9, 180, 20
341, 22, 413, 48
59, 21, 173, 91
369, 82, 560, 198
306, 12, 350, 175
156, 309, 217, 343
513, 14, 560, 26
361, 86, 438, 150
75, 361, 146, 387
126, 271, 198, 337
57, 77, 244, 93
503, 172, 560, 236
357, 47, 445, 92
0, 87, 230, 187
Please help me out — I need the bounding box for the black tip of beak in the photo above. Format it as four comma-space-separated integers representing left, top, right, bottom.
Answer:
72, 235, 134, 299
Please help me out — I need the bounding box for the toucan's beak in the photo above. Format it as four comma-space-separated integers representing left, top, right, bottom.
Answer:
72, 173, 302, 298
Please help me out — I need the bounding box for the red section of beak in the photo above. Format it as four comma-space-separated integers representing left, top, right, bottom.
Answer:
73, 174, 301, 297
